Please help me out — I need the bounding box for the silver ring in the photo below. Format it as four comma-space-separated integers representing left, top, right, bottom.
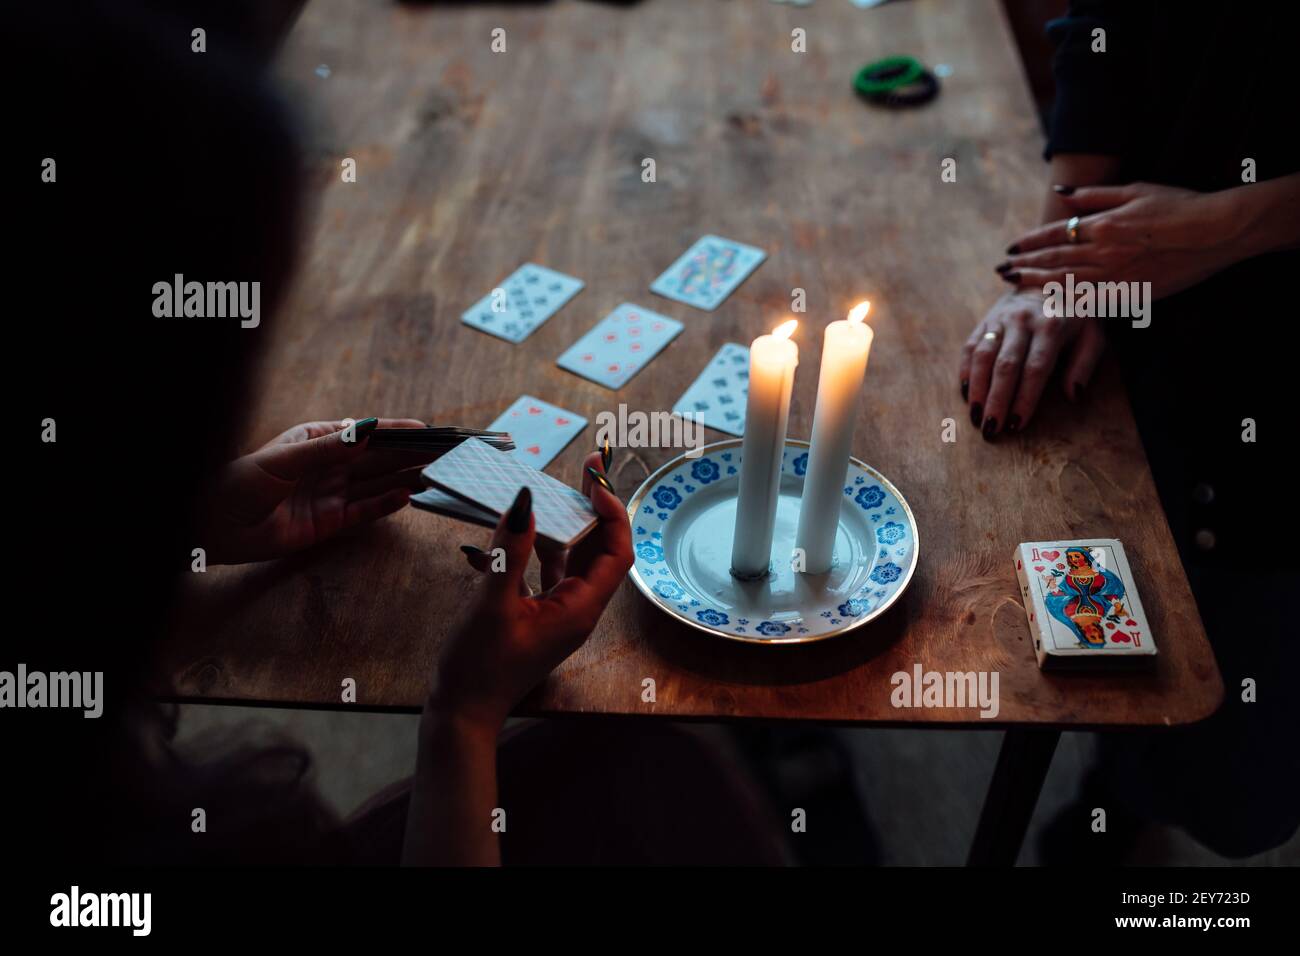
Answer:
1066, 215, 1081, 244
982, 330, 999, 342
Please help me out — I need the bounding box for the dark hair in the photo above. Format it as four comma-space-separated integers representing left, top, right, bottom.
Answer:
13, 1, 345, 863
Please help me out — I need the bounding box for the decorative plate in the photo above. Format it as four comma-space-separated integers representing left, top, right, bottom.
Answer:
626, 439, 918, 644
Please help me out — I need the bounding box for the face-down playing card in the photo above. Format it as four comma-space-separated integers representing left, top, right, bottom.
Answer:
461, 263, 584, 343
556, 303, 683, 390
650, 235, 766, 311
410, 487, 497, 529
671, 342, 750, 436
422, 437, 597, 549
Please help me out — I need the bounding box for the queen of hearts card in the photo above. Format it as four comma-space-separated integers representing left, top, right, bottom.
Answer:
1045, 547, 1128, 648
1014, 539, 1157, 669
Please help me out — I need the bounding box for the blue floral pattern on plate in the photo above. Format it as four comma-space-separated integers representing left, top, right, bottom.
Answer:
627, 441, 917, 642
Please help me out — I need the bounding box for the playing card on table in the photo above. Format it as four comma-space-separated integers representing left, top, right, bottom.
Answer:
672, 342, 750, 436
487, 395, 587, 469
650, 235, 766, 311
461, 263, 584, 343
1014, 538, 1157, 670
556, 303, 683, 390
422, 437, 597, 548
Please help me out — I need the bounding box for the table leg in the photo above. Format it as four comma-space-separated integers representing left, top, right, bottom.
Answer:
967, 728, 1061, 866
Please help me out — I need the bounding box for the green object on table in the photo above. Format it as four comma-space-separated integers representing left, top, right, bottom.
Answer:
853, 55, 925, 96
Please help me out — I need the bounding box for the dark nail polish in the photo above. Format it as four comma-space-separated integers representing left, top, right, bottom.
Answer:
995, 261, 1012, 274
600, 438, 612, 472
1053, 184, 1076, 195
586, 466, 616, 497
459, 544, 485, 558
982, 417, 998, 441
1006, 414, 1021, 433
506, 486, 532, 533
1071, 381, 1088, 403
1002, 271, 1021, 284
970, 403, 983, 428
354, 417, 378, 437
1006, 244, 1020, 255
961, 380, 969, 402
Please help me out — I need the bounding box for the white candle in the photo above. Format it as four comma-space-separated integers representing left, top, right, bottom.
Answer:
730, 319, 799, 580
795, 301, 874, 574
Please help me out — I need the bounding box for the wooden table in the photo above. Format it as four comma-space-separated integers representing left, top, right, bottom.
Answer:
162, 0, 1223, 864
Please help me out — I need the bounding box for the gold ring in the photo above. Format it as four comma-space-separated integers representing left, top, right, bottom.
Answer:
1066, 215, 1081, 244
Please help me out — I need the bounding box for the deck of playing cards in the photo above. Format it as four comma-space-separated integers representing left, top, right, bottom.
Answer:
419, 437, 597, 548
1014, 539, 1157, 670
368, 426, 514, 453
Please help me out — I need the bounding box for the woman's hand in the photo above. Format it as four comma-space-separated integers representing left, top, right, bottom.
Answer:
997, 182, 1237, 299
431, 451, 633, 732
201, 418, 437, 564
960, 290, 1104, 439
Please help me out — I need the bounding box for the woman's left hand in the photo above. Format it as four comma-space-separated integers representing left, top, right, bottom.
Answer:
999, 182, 1236, 300
435, 451, 634, 732
201, 418, 437, 564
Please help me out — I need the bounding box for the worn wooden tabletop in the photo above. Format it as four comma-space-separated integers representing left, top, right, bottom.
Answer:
162, 0, 1223, 728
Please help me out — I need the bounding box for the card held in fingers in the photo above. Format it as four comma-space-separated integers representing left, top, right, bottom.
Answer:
461, 263, 584, 343
409, 487, 498, 530
672, 342, 750, 436
650, 235, 766, 311
422, 437, 598, 549
488, 395, 586, 469
557, 303, 683, 390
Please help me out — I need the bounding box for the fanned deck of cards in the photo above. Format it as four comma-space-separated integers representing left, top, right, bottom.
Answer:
419, 437, 597, 548
650, 235, 766, 311
557, 303, 683, 389
672, 342, 750, 436
368, 426, 514, 453
461, 263, 584, 343
1014, 539, 1157, 670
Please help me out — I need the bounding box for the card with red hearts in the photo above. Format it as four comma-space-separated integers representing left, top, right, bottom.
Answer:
556, 302, 683, 390
487, 395, 587, 470
1013, 539, 1157, 670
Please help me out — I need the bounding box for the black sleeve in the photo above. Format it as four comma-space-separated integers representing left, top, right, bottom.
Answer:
1044, 0, 1137, 160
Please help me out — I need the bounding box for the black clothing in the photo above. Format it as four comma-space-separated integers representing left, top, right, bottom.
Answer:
1044, 1, 1299, 857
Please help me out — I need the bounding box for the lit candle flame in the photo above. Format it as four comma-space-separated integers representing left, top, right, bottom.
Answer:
773, 319, 798, 340
847, 301, 871, 325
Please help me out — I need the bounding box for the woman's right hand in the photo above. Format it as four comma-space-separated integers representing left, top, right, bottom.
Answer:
960, 289, 1105, 439
429, 451, 633, 732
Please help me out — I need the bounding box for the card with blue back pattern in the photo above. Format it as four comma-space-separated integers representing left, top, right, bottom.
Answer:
650, 235, 766, 312
461, 263, 584, 343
